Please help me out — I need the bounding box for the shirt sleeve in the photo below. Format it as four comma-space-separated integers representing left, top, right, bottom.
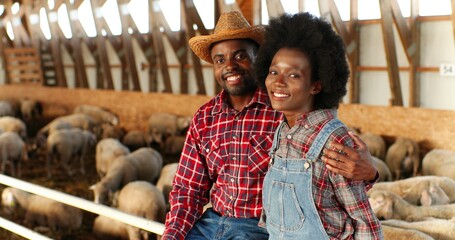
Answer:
329, 133, 383, 239
364, 171, 380, 191
161, 118, 212, 240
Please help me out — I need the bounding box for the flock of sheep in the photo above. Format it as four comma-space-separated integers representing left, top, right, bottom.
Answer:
0, 99, 190, 239
2, 97, 455, 240
361, 131, 455, 240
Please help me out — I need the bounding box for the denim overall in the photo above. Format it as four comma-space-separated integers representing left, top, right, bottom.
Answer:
262, 118, 344, 240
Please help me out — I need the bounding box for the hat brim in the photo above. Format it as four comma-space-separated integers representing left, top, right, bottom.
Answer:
189, 26, 264, 64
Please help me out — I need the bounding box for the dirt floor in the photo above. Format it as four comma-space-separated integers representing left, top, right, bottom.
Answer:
0, 117, 110, 240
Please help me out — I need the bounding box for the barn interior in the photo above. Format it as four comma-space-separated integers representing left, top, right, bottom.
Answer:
0, 0, 455, 239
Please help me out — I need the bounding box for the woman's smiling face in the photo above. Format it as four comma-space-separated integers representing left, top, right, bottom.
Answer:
265, 48, 320, 123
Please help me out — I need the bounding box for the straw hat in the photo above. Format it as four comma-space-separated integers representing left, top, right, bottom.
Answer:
189, 11, 264, 64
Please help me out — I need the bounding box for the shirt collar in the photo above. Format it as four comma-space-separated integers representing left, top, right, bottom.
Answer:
211, 88, 271, 115
295, 109, 338, 128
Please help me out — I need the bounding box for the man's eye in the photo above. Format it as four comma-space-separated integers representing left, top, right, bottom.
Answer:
215, 59, 224, 64
235, 53, 246, 60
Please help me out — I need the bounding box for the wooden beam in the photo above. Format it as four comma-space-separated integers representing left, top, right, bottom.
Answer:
183, 0, 206, 95
409, 0, 421, 107
44, 5, 67, 87
90, 0, 114, 89
118, 0, 140, 91
149, 0, 172, 93
265, 0, 284, 18
348, 0, 360, 104
379, 0, 403, 106
65, 0, 89, 88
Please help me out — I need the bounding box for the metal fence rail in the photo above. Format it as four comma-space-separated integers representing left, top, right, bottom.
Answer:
0, 174, 165, 239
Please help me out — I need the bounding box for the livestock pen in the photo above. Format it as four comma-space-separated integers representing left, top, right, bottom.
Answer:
1, 84, 455, 238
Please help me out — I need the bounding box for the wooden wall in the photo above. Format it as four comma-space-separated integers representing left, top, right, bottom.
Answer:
1, 84, 454, 154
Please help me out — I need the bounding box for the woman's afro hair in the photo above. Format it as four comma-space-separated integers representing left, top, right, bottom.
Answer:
254, 12, 350, 109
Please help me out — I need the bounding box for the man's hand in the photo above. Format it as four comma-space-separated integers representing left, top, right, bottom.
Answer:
322, 131, 378, 181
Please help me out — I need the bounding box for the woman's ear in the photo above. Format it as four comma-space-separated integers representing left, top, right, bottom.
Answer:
311, 81, 322, 94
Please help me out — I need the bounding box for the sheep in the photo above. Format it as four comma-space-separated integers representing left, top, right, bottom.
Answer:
156, 163, 178, 210
46, 128, 97, 177
1, 187, 82, 230
0, 116, 27, 140
422, 149, 455, 179
368, 190, 455, 221
0, 100, 15, 117
147, 112, 191, 147
96, 138, 130, 179
100, 123, 126, 140
117, 181, 166, 240
382, 225, 435, 240
0, 132, 28, 177
37, 113, 98, 137
385, 137, 420, 180
360, 132, 386, 159
372, 156, 392, 182
90, 147, 163, 205
92, 215, 129, 240
122, 130, 151, 151
381, 219, 455, 240
367, 176, 455, 206
73, 104, 119, 126
19, 98, 42, 121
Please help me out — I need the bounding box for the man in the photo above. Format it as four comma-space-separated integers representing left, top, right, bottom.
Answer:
162, 11, 378, 240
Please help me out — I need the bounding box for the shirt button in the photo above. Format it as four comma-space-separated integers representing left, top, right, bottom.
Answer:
205, 149, 210, 153
304, 124, 309, 129
233, 135, 237, 139
229, 195, 233, 200
287, 135, 292, 139
235, 116, 239, 120
230, 178, 234, 183
232, 157, 236, 160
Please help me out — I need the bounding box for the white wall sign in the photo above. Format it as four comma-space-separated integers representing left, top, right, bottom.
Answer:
440, 64, 455, 76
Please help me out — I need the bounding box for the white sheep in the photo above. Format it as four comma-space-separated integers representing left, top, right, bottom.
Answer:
369, 190, 455, 221
385, 137, 420, 180
122, 130, 151, 151
372, 156, 392, 182
73, 104, 119, 126
422, 149, 455, 179
381, 219, 455, 240
0, 116, 27, 140
90, 147, 163, 205
0, 132, 28, 177
147, 112, 191, 147
360, 132, 387, 159
19, 98, 42, 121
92, 215, 129, 239
117, 181, 166, 240
37, 113, 97, 137
382, 225, 435, 240
1, 187, 82, 230
156, 162, 178, 210
368, 175, 455, 206
46, 128, 97, 177
96, 138, 130, 179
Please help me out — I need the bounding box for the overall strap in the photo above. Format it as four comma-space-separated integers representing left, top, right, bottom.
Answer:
305, 118, 344, 162
269, 121, 286, 159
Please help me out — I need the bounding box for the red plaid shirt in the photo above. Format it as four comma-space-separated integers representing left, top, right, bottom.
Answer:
162, 88, 282, 239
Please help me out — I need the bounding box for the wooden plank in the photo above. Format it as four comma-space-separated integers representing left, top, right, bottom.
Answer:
182, 1, 206, 95
45, 5, 67, 87
379, 0, 403, 106
66, 0, 89, 88
9, 73, 43, 79
6, 65, 41, 71
90, 0, 114, 89
265, 0, 284, 18
118, 0, 140, 91
348, 0, 360, 103
409, 0, 421, 107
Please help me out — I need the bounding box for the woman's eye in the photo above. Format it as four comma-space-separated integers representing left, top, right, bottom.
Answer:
268, 70, 277, 75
